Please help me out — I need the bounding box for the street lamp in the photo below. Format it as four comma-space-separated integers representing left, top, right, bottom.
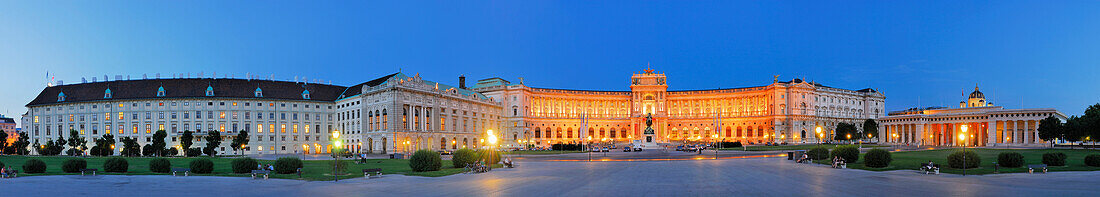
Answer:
712, 134, 720, 159
959, 124, 968, 176
587, 136, 593, 162
816, 126, 823, 143
332, 130, 342, 182
488, 129, 498, 168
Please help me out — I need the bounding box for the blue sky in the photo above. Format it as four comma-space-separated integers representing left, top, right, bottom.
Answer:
2, 1, 1099, 127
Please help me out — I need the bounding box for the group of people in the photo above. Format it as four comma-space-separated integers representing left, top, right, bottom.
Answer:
1, 167, 15, 178
256, 164, 275, 171
831, 156, 846, 168
796, 153, 811, 163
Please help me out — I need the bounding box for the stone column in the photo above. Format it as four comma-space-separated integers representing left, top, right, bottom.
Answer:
988, 120, 997, 146
1023, 120, 1030, 144
916, 123, 925, 146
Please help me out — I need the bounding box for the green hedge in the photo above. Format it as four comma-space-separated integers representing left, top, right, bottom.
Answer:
104, 157, 129, 172
410, 149, 442, 172
863, 149, 892, 168
948, 150, 980, 169
997, 152, 1024, 168
190, 158, 214, 174
806, 147, 830, 160
830, 145, 860, 163
275, 157, 303, 174
1042, 152, 1067, 166
23, 159, 46, 173
231, 157, 259, 173
452, 149, 479, 168
62, 158, 88, 173
1084, 154, 1100, 167
149, 158, 171, 173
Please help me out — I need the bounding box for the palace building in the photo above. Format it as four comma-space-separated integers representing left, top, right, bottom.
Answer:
877, 86, 1067, 147
476, 68, 886, 148
22, 68, 885, 155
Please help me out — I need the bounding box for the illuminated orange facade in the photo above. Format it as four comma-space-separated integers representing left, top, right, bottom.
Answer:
475, 69, 886, 147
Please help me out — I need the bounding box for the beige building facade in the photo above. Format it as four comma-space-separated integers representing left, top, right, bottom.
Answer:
475, 69, 886, 147
877, 86, 1067, 147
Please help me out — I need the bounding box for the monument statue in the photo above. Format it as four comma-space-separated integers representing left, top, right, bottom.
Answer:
644, 113, 655, 134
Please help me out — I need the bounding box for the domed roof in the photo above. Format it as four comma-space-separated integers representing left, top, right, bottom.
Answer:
969, 86, 984, 99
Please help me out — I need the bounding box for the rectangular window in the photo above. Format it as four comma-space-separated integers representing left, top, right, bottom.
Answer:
119, 112, 124, 120
281, 124, 286, 133
293, 124, 298, 133
220, 112, 226, 119
304, 125, 310, 133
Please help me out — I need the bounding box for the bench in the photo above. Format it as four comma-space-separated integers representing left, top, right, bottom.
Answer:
81, 168, 98, 176
363, 168, 382, 179
172, 168, 191, 176
2, 170, 18, 178
1028, 164, 1048, 174
920, 163, 940, 174
251, 170, 271, 179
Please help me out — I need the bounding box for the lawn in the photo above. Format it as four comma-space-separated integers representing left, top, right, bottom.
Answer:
720, 144, 887, 151
0, 155, 488, 181
502, 150, 586, 155
820, 148, 1100, 175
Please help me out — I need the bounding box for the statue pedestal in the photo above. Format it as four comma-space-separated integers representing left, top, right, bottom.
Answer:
633, 136, 661, 149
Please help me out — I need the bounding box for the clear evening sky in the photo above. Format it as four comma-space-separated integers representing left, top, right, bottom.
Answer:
2, 1, 1099, 127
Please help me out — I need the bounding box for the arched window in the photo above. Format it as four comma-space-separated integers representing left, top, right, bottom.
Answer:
157, 86, 166, 97
205, 86, 215, 96
255, 88, 263, 97
534, 127, 541, 138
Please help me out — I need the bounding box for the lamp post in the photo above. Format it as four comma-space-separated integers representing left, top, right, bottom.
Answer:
960, 124, 968, 176
587, 136, 593, 162
488, 129, 498, 169
712, 134, 719, 159
816, 127, 823, 144
332, 130, 341, 182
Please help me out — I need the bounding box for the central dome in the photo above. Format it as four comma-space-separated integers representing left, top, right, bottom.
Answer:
969, 86, 984, 99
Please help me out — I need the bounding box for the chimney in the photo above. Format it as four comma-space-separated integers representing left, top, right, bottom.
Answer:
459, 75, 467, 89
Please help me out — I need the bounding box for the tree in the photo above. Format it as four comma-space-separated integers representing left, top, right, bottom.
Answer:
67, 130, 88, 156
1083, 103, 1100, 147
32, 139, 41, 155
203, 130, 223, 156
120, 137, 141, 157
862, 119, 879, 140
0, 130, 8, 154
90, 134, 116, 156
1037, 116, 1063, 148
151, 130, 168, 157
1064, 116, 1086, 145
180, 130, 194, 157
230, 130, 250, 155
833, 122, 860, 141
13, 131, 31, 155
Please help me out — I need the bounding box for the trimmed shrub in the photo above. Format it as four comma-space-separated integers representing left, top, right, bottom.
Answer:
948, 150, 980, 169
409, 149, 442, 172
1042, 152, 1067, 166
62, 158, 88, 173
104, 157, 129, 172
477, 149, 501, 164
167, 147, 179, 156
149, 158, 171, 173
190, 158, 214, 174
830, 145, 860, 163
806, 147, 830, 160
863, 149, 892, 168
1084, 154, 1100, 167
275, 157, 303, 174
718, 142, 743, 148
186, 148, 203, 157
231, 157, 259, 173
452, 149, 479, 168
23, 159, 46, 173
997, 152, 1024, 168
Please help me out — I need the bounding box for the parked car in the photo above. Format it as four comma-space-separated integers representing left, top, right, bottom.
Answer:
623, 147, 633, 152
438, 150, 452, 155
601, 148, 610, 152
633, 147, 643, 151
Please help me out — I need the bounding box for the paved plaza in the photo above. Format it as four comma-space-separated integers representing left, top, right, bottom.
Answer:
2, 150, 1097, 197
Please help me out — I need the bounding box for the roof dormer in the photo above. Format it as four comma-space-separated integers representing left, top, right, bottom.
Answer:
255, 87, 263, 97
156, 86, 166, 97
57, 91, 66, 102
104, 88, 113, 99
302, 89, 311, 99
205, 86, 215, 96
